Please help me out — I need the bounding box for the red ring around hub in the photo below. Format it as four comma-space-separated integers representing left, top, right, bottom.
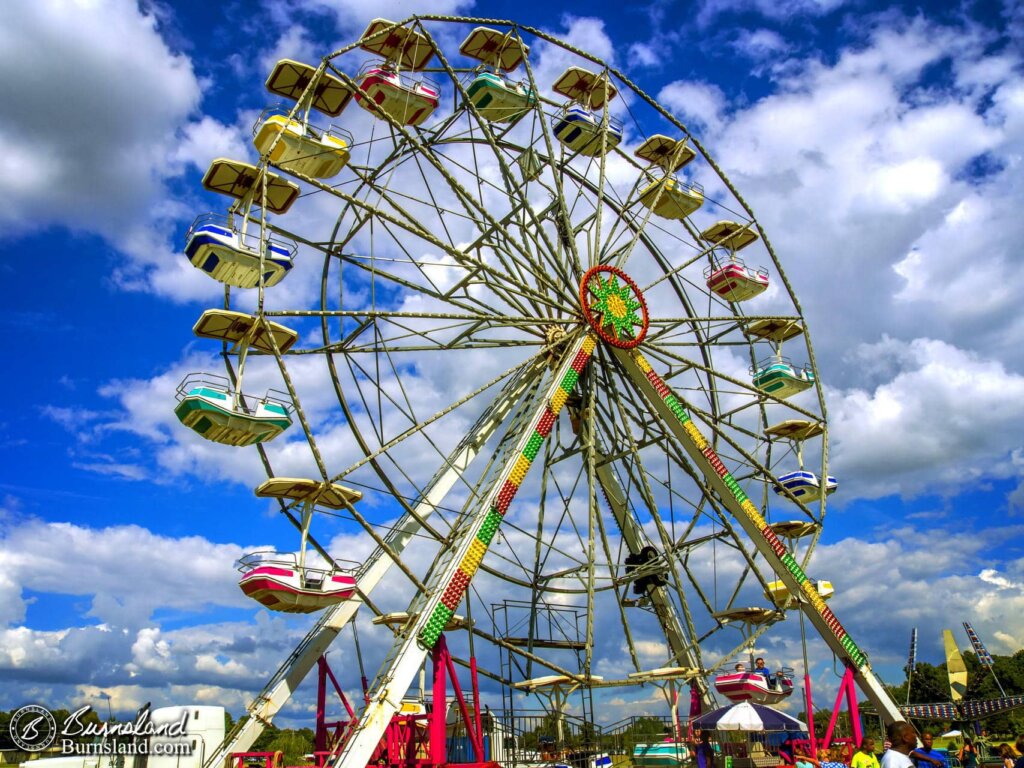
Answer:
579, 265, 650, 349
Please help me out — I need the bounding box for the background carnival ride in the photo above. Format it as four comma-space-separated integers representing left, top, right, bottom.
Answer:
168, 14, 911, 768
898, 624, 1024, 725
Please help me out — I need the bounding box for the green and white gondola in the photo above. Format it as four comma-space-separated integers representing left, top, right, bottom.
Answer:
466, 72, 535, 122
751, 357, 815, 398
174, 373, 292, 446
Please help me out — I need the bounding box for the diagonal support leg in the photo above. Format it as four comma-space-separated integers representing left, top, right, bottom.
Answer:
330, 333, 599, 768
611, 345, 904, 725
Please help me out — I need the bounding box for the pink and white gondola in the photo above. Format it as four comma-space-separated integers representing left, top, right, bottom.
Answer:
237, 551, 357, 614
713, 670, 795, 705
705, 259, 770, 302
355, 64, 439, 126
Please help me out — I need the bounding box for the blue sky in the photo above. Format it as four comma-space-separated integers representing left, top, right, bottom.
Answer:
1, 0, 1023, 728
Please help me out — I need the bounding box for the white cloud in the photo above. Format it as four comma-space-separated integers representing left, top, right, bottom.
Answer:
0, 516, 247, 627
730, 28, 790, 61
657, 80, 727, 134
260, 25, 320, 75
0, 0, 202, 286
697, 0, 846, 26
827, 337, 1024, 499
628, 42, 659, 69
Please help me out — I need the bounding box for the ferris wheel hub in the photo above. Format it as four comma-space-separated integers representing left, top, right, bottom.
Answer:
579, 265, 650, 349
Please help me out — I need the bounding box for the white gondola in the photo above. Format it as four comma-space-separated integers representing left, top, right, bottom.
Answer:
237, 551, 357, 614
714, 669, 796, 705
638, 176, 704, 220
184, 214, 297, 288
237, 479, 363, 613
174, 372, 292, 446
774, 470, 838, 501
553, 104, 623, 156
253, 108, 353, 179
750, 356, 815, 398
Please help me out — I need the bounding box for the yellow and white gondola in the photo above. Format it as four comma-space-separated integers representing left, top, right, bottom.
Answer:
638, 176, 704, 220
253, 108, 353, 179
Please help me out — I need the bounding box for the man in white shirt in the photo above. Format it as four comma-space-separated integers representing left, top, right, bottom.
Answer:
881, 722, 918, 768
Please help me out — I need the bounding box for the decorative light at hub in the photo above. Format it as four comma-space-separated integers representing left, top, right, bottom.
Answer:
579, 265, 649, 348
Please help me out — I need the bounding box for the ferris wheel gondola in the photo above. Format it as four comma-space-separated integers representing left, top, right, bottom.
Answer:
237, 478, 364, 613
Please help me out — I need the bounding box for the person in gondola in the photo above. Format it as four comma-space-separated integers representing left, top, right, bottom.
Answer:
755, 657, 777, 688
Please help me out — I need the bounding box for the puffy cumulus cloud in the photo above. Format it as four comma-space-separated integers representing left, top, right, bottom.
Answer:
0, 0, 213, 299
730, 28, 790, 62
890, 80, 1024, 358
657, 80, 726, 134
0, 516, 247, 627
680, 15, 1022, 368
628, 42, 660, 69
806, 527, 1024, 664
826, 337, 1024, 499
0, 617, 319, 714
259, 25, 320, 76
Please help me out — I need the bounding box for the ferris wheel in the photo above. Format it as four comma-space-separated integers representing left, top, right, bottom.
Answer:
169, 15, 903, 768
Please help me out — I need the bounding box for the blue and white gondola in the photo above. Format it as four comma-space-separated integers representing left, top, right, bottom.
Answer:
184, 214, 298, 289
774, 470, 838, 501
554, 104, 623, 157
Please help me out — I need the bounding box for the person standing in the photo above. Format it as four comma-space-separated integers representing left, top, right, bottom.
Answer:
852, 738, 880, 768
1013, 737, 1024, 768
881, 722, 918, 768
959, 739, 978, 768
696, 729, 716, 768
911, 732, 947, 768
